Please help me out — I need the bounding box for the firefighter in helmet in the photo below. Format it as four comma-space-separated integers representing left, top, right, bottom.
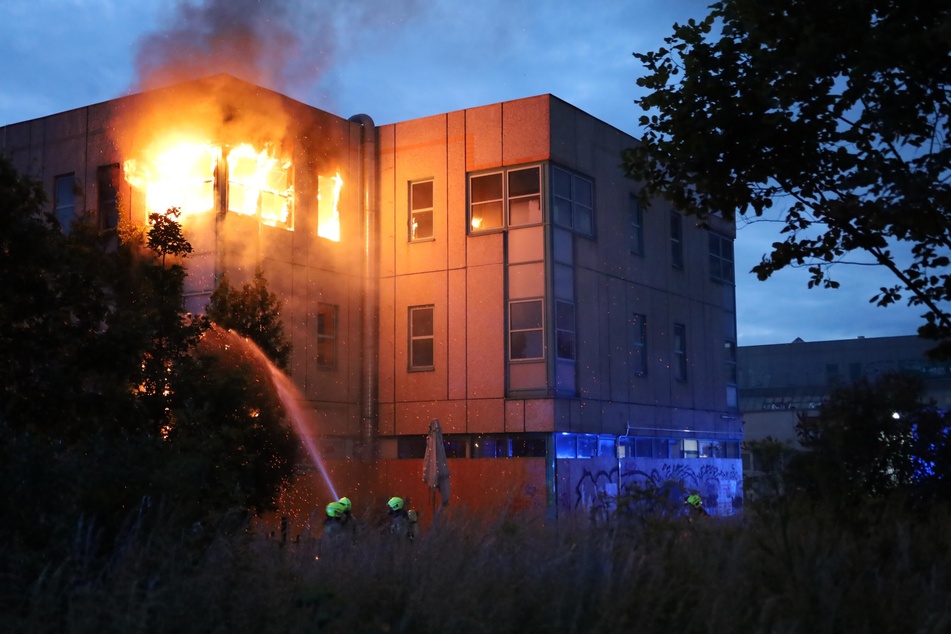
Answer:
387, 496, 410, 537
684, 493, 709, 518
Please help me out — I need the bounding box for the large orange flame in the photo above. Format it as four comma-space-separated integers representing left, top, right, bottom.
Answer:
124, 140, 295, 231
124, 140, 218, 216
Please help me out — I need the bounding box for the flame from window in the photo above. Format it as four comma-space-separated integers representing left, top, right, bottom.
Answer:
124, 142, 218, 217
226, 143, 293, 228
317, 171, 343, 242
123, 140, 295, 230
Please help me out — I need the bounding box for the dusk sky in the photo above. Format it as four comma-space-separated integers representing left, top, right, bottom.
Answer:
0, 0, 927, 347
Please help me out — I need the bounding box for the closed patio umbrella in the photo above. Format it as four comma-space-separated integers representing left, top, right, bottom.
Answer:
423, 418, 451, 508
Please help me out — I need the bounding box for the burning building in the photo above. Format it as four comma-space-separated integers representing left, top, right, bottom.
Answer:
0, 74, 742, 521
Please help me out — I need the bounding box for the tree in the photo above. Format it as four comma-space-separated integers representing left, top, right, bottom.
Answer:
786, 371, 951, 509
0, 155, 296, 571
207, 269, 293, 370
623, 0, 951, 357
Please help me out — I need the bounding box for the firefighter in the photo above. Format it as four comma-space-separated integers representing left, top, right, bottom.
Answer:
323, 501, 347, 541
386, 496, 410, 538
684, 493, 709, 518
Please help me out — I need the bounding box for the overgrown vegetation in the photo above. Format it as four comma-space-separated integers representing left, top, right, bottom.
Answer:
0, 155, 296, 601
3, 503, 950, 633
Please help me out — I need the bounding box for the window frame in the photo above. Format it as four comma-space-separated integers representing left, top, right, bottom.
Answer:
673, 322, 688, 382
709, 231, 735, 284
631, 313, 648, 377
316, 303, 338, 368
629, 194, 644, 255
555, 300, 576, 361
97, 164, 121, 232
409, 304, 435, 371
53, 173, 76, 233
670, 212, 684, 270
409, 178, 435, 242
468, 165, 542, 234
551, 165, 595, 237
508, 298, 545, 361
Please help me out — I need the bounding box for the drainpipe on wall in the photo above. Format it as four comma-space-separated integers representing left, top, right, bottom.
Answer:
349, 114, 379, 462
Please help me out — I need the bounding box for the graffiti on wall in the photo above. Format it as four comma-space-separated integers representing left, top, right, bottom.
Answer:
561, 457, 743, 519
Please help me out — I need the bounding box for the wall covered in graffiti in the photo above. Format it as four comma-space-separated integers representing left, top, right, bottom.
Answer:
556, 457, 743, 519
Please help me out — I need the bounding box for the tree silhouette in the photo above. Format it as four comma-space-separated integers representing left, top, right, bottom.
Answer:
624, 0, 951, 357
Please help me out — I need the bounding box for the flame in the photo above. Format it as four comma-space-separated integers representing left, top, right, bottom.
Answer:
124, 141, 218, 216
317, 171, 343, 242
226, 144, 293, 228
124, 139, 294, 230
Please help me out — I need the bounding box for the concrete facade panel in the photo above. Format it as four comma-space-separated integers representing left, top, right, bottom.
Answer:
465, 232, 504, 267
504, 399, 525, 433
465, 263, 505, 398
501, 96, 551, 165
464, 103, 502, 172
525, 399, 555, 432
378, 124, 397, 278
378, 277, 396, 403
448, 269, 468, 401
466, 398, 505, 433
447, 111, 468, 272
395, 401, 458, 435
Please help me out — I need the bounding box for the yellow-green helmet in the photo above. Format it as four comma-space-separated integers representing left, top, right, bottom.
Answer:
387, 496, 404, 511
326, 501, 346, 518
685, 494, 703, 509
338, 497, 352, 512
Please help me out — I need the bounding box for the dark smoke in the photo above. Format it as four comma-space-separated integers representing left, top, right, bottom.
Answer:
132, 0, 424, 100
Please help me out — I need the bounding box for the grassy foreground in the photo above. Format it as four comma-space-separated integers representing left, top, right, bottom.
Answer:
4, 503, 950, 633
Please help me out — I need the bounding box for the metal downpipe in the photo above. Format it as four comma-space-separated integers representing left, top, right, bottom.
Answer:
349, 113, 379, 462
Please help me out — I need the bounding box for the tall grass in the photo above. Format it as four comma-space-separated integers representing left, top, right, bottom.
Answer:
4, 503, 950, 633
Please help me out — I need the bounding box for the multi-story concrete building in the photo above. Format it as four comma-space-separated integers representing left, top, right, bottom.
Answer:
1, 74, 742, 521
739, 335, 951, 471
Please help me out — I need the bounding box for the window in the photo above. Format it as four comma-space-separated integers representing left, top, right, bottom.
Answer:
555, 433, 577, 458
509, 299, 544, 361
54, 173, 76, 232
629, 195, 644, 255
409, 179, 434, 241
631, 313, 648, 376
725, 339, 738, 408
673, 323, 687, 382
409, 305, 435, 370
826, 363, 840, 385
507, 167, 541, 226
552, 166, 594, 236
397, 436, 426, 459
577, 434, 598, 458
97, 164, 120, 231
670, 212, 684, 269
682, 439, 699, 459
849, 362, 862, 382
709, 232, 734, 283
316, 303, 338, 367
555, 300, 575, 361
229, 148, 294, 229
468, 165, 541, 233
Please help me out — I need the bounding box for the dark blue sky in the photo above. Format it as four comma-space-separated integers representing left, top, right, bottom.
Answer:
0, 0, 926, 346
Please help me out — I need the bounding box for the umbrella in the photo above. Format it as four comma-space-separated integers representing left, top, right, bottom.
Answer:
423, 418, 451, 508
